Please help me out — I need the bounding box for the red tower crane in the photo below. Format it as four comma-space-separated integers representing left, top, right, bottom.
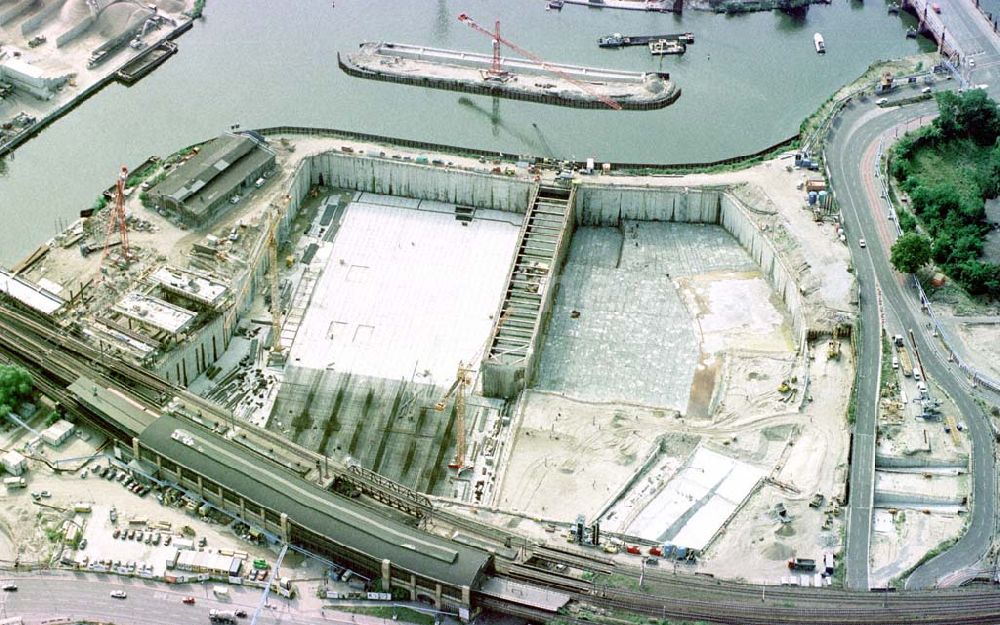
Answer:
99, 166, 132, 270
456, 13, 623, 111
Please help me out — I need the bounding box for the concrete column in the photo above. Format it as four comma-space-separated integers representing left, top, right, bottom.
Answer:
434, 583, 442, 610
197, 475, 204, 500
461, 585, 471, 615
380, 559, 391, 592
408, 574, 417, 601
239, 497, 246, 521
131, 437, 140, 459
175, 466, 183, 483
279, 512, 290, 542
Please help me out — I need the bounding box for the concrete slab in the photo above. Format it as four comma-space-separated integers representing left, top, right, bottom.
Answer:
535, 222, 755, 410
623, 446, 765, 551
286, 198, 519, 385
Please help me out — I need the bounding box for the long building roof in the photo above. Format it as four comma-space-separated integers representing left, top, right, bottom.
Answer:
138, 414, 489, 588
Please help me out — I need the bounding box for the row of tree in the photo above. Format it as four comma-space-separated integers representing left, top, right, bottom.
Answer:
889, 90, 1000, 298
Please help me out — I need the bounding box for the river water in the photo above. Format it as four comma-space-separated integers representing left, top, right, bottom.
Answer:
0, 0, 929, 266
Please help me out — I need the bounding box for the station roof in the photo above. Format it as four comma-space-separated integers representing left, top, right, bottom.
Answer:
139, 414, 490, 588
68, 376, 159, 436
114, 292, 196, 335
151, 267, 229, 308
0, 268, 66, 315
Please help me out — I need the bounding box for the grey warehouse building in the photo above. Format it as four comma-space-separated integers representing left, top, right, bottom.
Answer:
147, 133, 275, 226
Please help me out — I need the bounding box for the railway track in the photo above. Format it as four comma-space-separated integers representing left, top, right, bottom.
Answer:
6, 301, 1000, 624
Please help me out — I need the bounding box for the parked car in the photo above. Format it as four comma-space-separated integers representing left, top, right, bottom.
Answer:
135, 531, 143, 542
2, 584, 16, 591
182, 596, 196, 605
79, 539, 87, 550
110, 590, 127, 599
235, 609, 247, 618
39, 491, 51, 499
113, 529, 121, 539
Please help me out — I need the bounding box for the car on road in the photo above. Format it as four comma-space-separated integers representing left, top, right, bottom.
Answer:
859, 238, 866, 248
969, 59, 976, 68
110, 590, 127, 599
875, 98, 888, 105
2, 583, 16, 591
235, 610, 247, 618
182, 596, 196, 604
921, 86, 932, 94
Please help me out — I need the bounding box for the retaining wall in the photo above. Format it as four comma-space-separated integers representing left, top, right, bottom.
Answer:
20, 0, 66, 35
55, 14, 93, 47
309, 151, 532, 212
0, 0, 38, 27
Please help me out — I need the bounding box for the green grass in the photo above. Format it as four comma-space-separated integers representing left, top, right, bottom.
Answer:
891, 535, 961, 588
880, 334, 894, 395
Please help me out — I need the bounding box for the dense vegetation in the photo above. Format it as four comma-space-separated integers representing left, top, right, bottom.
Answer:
0, 365, 33, 420
890, 90, 1000, 298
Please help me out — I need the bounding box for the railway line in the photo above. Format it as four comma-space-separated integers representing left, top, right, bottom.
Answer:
4, 300, 1000, 624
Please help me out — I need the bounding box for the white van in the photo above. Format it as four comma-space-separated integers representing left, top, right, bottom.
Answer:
892, 356, 899, 370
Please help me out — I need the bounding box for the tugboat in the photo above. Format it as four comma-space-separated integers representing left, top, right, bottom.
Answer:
649, 39, 686, 55
598, 33, 625, 47
814, 32, 826, 54
547, 0, 565, 9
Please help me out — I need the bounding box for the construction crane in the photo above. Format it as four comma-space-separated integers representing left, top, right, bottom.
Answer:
435, 362, 473, 470
456, 13, 623, 111
267, 197, 289, 364
99, 165, 132, 271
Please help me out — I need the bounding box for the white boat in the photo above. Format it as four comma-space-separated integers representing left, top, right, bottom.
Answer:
814, 33, 826, 54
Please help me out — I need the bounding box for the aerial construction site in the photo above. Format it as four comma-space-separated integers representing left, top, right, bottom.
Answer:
2, 121, 884, 585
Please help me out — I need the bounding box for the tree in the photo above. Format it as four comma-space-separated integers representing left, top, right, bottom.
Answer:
890, 232, 933, 274
0, 365, 33, 420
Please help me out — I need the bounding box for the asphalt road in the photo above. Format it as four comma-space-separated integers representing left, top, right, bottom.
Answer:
0, 573, 338, 625
828, 87, 999, 589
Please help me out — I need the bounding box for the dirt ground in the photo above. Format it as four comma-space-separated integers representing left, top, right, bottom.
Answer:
494, 392, 684, 522
870, 509, 966, 587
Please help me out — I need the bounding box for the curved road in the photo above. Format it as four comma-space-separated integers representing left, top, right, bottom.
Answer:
829, 93, 998, 590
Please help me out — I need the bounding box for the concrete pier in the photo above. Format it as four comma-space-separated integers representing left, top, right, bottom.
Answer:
341, 42, 680, 111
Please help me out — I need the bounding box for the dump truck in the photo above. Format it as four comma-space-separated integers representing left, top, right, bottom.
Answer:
788, 557, 817, 571
897, 345, 913, 377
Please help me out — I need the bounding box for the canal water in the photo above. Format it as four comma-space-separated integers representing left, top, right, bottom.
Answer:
1, 0, 929, 266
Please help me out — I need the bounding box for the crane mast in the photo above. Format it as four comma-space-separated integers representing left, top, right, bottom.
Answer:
267, 204, 285, 362
435, 362, 473, 470
99, 165, 132, 272
457, 13, 623, 110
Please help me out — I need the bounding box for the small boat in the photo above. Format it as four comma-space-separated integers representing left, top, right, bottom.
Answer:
547, 0, 565, 9
814, 32, 826, 54
598, 33, 625, 47
649, 39, 686, 55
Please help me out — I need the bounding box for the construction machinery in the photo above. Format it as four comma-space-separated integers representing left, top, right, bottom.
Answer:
95, 166, 132, 271
435, 362, 474, 470
456, 13, 623, 111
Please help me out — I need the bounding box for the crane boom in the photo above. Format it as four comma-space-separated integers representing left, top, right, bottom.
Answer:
99, 165, 132, 272
457, 13, 622, 111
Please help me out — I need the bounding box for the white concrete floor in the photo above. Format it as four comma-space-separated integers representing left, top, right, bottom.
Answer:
286, 197, 520, 386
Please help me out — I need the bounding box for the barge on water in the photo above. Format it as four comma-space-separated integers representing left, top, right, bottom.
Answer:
563, 0, 673, 11
598, 32, 695, 48
116, 41, 178, 85
340, 41, 681, 111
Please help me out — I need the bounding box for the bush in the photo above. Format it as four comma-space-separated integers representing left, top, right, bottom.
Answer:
0, 365, 32, 421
